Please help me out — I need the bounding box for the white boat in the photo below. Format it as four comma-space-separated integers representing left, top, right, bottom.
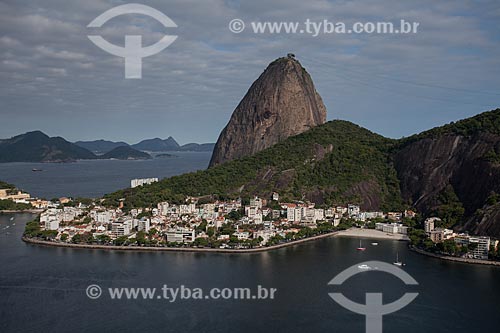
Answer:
393, 252, 404, 266
10, 217, 14, 221
358, 264, 372, 270
371, 242, 378, 246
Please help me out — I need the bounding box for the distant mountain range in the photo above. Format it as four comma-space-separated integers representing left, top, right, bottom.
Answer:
0, 131, 214, 163
0, 131, 96, 163
75, 137, 215, 154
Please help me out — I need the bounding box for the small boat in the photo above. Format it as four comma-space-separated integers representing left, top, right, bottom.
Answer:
10, 217, 14, 221
371, 242, 378, 246
32, 168, 43, 172
393, 252, 404, 266
5, 226, 9, 229
358, 264, 371, 270
356, 240, 366, 251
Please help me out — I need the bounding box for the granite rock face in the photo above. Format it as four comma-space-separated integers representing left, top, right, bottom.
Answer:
209, 56, 327, 167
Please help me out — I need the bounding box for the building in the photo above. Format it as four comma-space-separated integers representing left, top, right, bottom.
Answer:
165, 228, 195, 243
131, 178, 159, 188
348, 204, 360, 218
424, 217, 441, 234
111, 223, 130, 237
45, 220, 60, 231
249, 197, 263, 209
454, 234, 491, 260
375, 222, 408, 235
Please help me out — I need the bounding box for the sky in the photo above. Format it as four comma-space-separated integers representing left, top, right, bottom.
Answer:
0, 0, 499, 144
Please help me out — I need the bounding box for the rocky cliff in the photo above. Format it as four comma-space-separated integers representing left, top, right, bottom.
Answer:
209, 56, 327, 167
393, 109, 500, 236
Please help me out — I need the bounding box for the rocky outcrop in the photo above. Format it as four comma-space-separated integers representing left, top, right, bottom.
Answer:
394, 131, 500, 237
209, 56, 327, 167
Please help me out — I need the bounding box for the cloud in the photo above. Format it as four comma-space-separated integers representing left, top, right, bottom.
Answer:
0, 0, 499, 143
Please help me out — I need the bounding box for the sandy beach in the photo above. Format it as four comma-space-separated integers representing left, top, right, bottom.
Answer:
336, 228, 409, 241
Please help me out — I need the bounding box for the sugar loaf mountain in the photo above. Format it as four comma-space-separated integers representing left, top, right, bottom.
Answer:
103, 55, 500, 237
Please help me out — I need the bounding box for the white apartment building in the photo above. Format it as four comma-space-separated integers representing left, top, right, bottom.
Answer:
249, 197, 263, 209
165, 228, 195, 243
375, 222, 408, 235
131, 178, 158, 188
348, 204, 360, 218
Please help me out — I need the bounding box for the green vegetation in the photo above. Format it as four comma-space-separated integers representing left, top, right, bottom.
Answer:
430, 185, 465, 228
23, 218, 57, 240
0, 181, 15, 189
0, 199, 31, 211
104, 120, 405, 211
399, 108, 500, 145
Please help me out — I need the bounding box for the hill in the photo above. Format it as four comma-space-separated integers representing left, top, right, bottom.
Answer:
179, 143, 215, 152
75, 140, 129, 154
104, 120, 404, 211
131, 137, 180, 151
0, 131, 96, 163
393, 108, 500, 236
99, 146, 152, 160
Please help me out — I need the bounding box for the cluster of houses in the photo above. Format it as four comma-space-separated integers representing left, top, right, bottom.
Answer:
35, 192, 417, 248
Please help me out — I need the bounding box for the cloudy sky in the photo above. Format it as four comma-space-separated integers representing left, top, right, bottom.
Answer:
1, 0, 499, 144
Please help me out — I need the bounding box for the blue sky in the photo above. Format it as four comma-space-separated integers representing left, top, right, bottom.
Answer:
0, 0, 499, 144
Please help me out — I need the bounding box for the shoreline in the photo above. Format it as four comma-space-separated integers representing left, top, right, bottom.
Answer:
22, 230, 341, 254
20, 228, 407, 253
0, 209, 44, 214
410, 246, 500, 267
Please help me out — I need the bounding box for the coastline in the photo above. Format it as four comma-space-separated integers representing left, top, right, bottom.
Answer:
21, 228, 408, 253
410, 245, 500, 267
22, 230, 341, 254
0, 209, 43, 214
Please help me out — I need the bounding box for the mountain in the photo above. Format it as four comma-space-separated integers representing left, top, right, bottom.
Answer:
0, 131, 96, 162
393, 108, 500, 237
105, 120, 403, 211
132, 137, 180, 152
100, 146, 152, 160
104, 108, 500, 237
209, 55, 327, 167
75, 140, 129, 154
179, 143, 215, 152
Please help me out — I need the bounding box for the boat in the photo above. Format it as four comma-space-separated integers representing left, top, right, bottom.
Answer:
32, 168, 43, 172
371, 242, 378, 246
357, 264, 371, 270
10, 217, 14, 221
393, 252, 404, 266
356, 240, 366, 251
